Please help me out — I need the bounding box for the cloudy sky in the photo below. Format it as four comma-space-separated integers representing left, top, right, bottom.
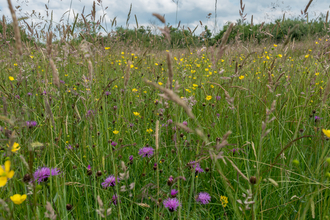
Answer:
1, 0, 330, 36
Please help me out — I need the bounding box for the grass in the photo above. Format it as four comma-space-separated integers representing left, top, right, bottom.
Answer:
1, 3, 330, 220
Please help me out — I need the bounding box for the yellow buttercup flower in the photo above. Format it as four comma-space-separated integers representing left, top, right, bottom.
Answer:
0, 161, 15, 187
206, 95, 212, 101
10, 194, 27, 205
9, 76, 14, 81
158, 82, 163, 86
113, 130, 119, 135
133, 112, 140, 116
104, 47, 110, 50
146, 128, 153, 133
239, 75, 244, 80
322, 129, 330, 138
7, 142, 20, 153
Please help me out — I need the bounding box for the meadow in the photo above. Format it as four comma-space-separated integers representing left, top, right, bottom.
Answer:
1, 1, 330, 219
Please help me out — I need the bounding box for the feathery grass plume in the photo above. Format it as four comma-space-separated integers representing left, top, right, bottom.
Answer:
88, 60, 93, 81
227, 158, 249, 182
44, 96, 56, 129
166, 52, 173, 90
126, 3, 132, 27
210, 82, 235, 110
152, 13, 165, 24
250, 15, 253, 27
2, 97, 7, 116
2, 16, 6, 39
144, 79, 195, 119
322, 74, 330, 104
134, 14, 139, 28
219, 23, 234, 50
124, 61, 131, 88
49, 59, 60, 88
7, 0, 23, 56
304, 0, 313, 14
175, 123, 194, 133
326, 11, 329, 24
45, 201, 57, 220
282, 24, 299, 48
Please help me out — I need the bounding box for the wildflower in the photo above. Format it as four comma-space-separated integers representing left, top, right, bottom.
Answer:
0, 161, 15, 187
105, 91, 111, 96
163, 198, 181, 212
10, 194, 27, 205
33, 167, 60, 183
27, 92, 32, 96
216, 96, 221, 101
171, 189, 178, 198
138, 147, 154, 158
133, 112, 140, 116
322, 129, 330, 138
167, 119, 173, 124
189, 161, 204, 173
111, 194, 120, 205
305, 54, 309, 58
132, 88, 138, 92
129, 123, 134, 128
105, 47, 110, 50
111, 141, 118, 147
146, 128, 153, 133
26, 121, 37, 128
129, 155, 133, 161
278, 54, 282, 58
167, 176, 174, 186
239, 75, 244, 80
7, 142, 20, 153
9, 76, 14, 81
158, 82, 163, 86
206, 95, 212, 101
60, 80, 65, 84
220, 195, 228, 207
182, 121, 188, 126
66, 145, 73, 150
113, 130, 119, 135
15, 95, 20, 99
273, 44, 277, 47
130, 64, 134, 69
196, 192, 211, 204
101, 175, 119, 188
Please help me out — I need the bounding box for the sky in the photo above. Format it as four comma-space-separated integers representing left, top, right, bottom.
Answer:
1, 0, 330, 37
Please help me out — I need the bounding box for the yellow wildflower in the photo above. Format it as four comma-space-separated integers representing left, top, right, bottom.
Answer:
158, 82, 163, 86
104, 47, 110, 50
0, 161, 15, 187
220, 195, 228, 207
322, 129, 330, 138
7, 142, 20, 153
147, 128, 153, 133
239, 75, 244, 80
206, 95, 212, 101
9, 76, 14, 81
113, 130, 119, 135
133, 112, 140, 116
10, 194, 27, 205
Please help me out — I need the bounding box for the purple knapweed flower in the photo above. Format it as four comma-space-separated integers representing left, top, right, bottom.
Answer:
111, 141, 118, 147
26, 121, 37, 128
27, 92, 32, 96
101, 175, 119, 188
86, 110, 94, 117
167, 119, 173, 124
196, 192, 211, 204
315, 116, 322, 122
190, 161, 204, 173
216, 96, 221, 101
60, 80, 65, 84
171, 189, 178, 197
66, 145, 73, 150
138, 147, 154, 158
172, 126, 177, 131
105, 91, 111, 96
87, 165, 91, 170
163, 198, 181, 212
42, 91, 47, 95
182, 121, 188, 126
15, 95, 20, 99
216, 113, 220, 118
111, 194, 120, 205
33, 167, 60, 183
129, 155, 133, 161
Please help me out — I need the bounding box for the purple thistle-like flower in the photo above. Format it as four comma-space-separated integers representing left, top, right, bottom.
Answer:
171, 189, 178, 197
196, 192, 211, 204
129, 123, 134, 128
190, 161, 204, 173
26, 121, 37, 128
111, 141, 118, 147
167, 119, 173, 124
101, 175, 119, 188
86, 110, 94, 117
66, 145, 73, 150
42, 91, 47, 95
15, 95, 20, 99
216, 113, 220, 118
60, 80, 65, 84
182, 121, 188, 126
33, 167, 60, 183
138, 147, 154, 158
163, 198, 181, 212
87, 165, 91, 170
129, 155, 133, 161
105, 91, 111, 96
216, 96, 221, 101
111, 194, 120, 205
27, 92, 32, 96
